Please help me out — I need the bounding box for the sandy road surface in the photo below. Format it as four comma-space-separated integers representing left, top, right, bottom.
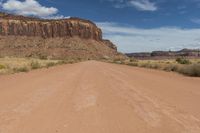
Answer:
0, 61, 200, 133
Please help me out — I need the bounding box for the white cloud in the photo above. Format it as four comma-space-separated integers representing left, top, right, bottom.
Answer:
1, 0, 58, 17
105, 0, 158, 11
44, 15, 70, 20
191, 18, 200, 24
128, 0, 157, 11
97, 22, 200, 53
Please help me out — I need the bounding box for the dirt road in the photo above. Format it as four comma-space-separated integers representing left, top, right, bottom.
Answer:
0, 61, 200, 133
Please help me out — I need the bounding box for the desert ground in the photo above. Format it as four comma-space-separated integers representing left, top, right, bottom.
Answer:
0, 61, 200, 133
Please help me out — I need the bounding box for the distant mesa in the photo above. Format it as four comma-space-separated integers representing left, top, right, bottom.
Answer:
126, 49, 200, 59
0, 12, 124, 59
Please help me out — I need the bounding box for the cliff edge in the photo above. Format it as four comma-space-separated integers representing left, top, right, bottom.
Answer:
0, 12, 123, 59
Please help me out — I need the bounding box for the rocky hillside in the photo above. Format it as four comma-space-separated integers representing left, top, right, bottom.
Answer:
0, 12, 123, 59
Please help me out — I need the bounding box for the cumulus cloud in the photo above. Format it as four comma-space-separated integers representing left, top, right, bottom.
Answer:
105, 0, 158, 11
1, 0, 58, 17
97, 22, 200, 53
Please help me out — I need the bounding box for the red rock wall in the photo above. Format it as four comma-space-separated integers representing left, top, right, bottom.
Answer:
0, 13, 102, 41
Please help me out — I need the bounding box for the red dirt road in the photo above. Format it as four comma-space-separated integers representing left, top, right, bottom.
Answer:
0, 61, 200, 133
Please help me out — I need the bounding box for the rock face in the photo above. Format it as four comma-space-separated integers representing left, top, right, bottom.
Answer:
0, 12, 124, 59
0, 12, 102, 40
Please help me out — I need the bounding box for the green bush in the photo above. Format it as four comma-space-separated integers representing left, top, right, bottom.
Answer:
0, 64, 6, 69
30, 61, 41, 69
176, 57, 191, 64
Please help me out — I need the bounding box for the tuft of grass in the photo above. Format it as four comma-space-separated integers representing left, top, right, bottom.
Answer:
178, 64, 200, 77
127, 62, 138, 67
162, 64, 179, 72
13, 66, 29, 73
46, 62, 56, 68
39, 54, 48, 60
176, 57, 191, 64
30, 61, 41, 69
0, 64, 6, 69
129, 57, 138, 62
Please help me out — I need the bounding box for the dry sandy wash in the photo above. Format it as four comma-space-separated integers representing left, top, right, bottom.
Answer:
0, 61, 200, 133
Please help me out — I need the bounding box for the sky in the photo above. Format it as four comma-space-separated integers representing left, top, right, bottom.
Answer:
0, 0, 200, 53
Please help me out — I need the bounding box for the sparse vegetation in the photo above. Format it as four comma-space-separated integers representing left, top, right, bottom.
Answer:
0, 64, 6, 69
38, 54, 48, 60
110, 58, 200, 77
0, 57, 80, 75
30, 61, 41, 69
13, 66, 29, 73
46, 62, 56, 68
176, 57, 191, 64
129, 57, 138, 62
177, 64, 200, 77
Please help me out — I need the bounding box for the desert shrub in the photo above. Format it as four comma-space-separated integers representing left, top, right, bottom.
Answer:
115, 61, 122, 64
139, 62, 152, 68
113, 58, 121, 62
150, 64, 160, 69
30, 61, 41, 69
127, 62, 138, 66
39, 54, 48, 60
163, 64, 179, 72
46, 62, 56, 68
102, 56, 110, 60
113, 57, 125, 62
129, 58, 138, 62
13, 67, 29, 73
57, 60, 68, 64
0, 64, 6, 69
178, 64, 200, 77
176, 57, 191, 64
76, 57, 82, 61
67, 60, 75, 64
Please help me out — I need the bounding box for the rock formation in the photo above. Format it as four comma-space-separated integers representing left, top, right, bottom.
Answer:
126, 49, 200, 59
0, 12, 124, 59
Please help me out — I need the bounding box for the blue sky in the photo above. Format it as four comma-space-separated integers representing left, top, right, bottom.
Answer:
1, 0, 200, 52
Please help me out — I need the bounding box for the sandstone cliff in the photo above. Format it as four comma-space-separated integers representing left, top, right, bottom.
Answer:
0, 12, 102, 40
0, 12, 123, 59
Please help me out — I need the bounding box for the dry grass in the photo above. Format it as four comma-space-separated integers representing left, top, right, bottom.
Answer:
111, 58, 200, 77
0, 57, 78, 75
